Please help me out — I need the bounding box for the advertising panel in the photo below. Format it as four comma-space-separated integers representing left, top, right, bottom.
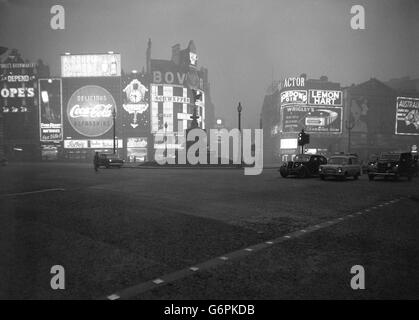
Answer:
66, 85, 115, 137
61, 54, 121, 77
151, 84, 200, 133
280, 90, 307, 106
62, 77, 121, 140
63, 139, 122, 149
122, 78, 149, 132
1, 62, 37, 113
39, 79, 63, 141
308, 90, 343, 106
281, 105, 342, 133
395, 97, 419, 135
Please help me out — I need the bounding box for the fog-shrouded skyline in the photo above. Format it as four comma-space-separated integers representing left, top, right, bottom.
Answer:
1, 0, 418, 128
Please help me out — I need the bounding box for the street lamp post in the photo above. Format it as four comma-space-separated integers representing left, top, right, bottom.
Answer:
345, 100, 355, 154
237, 102, 242, 165
164, 122, 168, 158
112, 107, 116, 154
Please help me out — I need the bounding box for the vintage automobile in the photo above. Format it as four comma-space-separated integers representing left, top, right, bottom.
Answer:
367, 152, 415, 181
279, 154, 327, 178
319, 154, 361, 180
97, 153, 124, 168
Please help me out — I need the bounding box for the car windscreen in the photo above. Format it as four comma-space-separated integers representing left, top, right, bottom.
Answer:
107, 155, 120, 159
379, 154, 400, 161
328, 157, 347, 165
294, 155, 311, 162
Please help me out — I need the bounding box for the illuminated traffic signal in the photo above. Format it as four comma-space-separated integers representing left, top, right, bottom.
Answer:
297, 130, 310, 146
192, 89, 203, 105
298, 132, 304, 146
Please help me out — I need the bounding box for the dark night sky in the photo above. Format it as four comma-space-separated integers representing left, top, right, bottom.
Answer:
1, 0, 418, 128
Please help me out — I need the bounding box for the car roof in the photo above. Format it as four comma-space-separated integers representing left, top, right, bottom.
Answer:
329, 155, 355, 158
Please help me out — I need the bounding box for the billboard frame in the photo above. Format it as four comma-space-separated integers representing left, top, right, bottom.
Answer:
395, 96, 419, 136
38, 78, 63, 142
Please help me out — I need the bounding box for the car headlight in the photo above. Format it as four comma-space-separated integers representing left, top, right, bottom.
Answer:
319, 167, 323, 172
109, 159, 112, 162
338, 167, 342, 172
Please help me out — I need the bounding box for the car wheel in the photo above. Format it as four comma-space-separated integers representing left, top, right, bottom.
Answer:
354, 173, 359, 180
408, 175, 412, 181
320, 174, 325, 180
298, 168, 308, 178
394, 174, 399, 181
279, 169, 288, 178
368, 174, 374, 181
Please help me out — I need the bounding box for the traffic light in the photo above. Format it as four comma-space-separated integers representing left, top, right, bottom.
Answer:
297, 130, 310, 146
298, 131, 304, 146
192, 89, 203, 105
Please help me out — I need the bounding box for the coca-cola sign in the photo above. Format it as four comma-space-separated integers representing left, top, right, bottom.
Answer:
66, 85, 116, 137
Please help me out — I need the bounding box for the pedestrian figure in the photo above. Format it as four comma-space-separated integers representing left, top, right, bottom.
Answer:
93, 152, 99, 172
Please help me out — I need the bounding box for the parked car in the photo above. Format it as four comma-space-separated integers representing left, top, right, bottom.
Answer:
367, 152, 415, 181
98, 153, 124, 168
279, 154, 327, 178
319, 154, 361, 180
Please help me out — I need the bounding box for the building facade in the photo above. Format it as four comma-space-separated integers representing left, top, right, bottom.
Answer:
261, 75, 419, 164
261, 75, 345, 164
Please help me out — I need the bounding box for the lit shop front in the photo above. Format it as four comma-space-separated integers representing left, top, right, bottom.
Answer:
276, 76, 344, 161
60, 53, 122, 161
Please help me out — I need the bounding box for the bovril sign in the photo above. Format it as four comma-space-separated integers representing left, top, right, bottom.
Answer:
67, 85, 116, 137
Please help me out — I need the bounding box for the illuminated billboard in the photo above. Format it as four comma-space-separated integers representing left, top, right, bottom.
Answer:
280, 90, 307, 106
122, 78, 149, 130
150, 84, 205, 133
62, 77, 121, 141
63, 139, 122, 149
280, 138, 298, 149
308, 90, 342, 106
281, 105, 342, 133
39, 79, 63, 141
1, 62, 37, 113
66, 85, 115, 137
395, 97, 419, 135
61, 54, 121, 77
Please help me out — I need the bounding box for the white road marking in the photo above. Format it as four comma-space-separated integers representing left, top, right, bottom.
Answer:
1, 188, 65, 197
103, 198, 403, 299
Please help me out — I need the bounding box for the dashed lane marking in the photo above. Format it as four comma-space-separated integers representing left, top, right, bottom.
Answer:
0, 188, 65, 197
102, 196, 410, 300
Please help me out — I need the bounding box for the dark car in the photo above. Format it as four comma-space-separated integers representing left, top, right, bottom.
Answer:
279, 154, 327, 178
98, 153, 124, 168
367, 152, 415, 181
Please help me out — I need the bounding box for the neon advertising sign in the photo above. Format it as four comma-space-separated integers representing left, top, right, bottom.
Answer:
66, 85, 116, 137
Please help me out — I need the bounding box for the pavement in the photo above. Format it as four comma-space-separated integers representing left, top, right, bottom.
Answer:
0, 162, 418, 299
